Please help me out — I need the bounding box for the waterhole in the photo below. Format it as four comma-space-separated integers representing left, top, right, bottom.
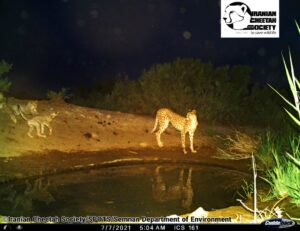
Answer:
0, 164, 250, 217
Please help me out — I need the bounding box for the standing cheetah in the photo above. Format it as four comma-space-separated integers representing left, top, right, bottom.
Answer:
151, 108, 198, 154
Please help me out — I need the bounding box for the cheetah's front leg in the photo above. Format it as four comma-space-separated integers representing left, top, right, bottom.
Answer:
27, 125, 34, 138
189, 131, 197, 153
181, 132, 187, 154
37, 125, 47, 138
44, 123, 52, 136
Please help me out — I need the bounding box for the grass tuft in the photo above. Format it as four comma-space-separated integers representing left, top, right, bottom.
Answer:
261, 136, 300, 205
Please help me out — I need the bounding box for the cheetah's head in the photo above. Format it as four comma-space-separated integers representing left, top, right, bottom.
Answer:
50, 111, 59, 118
27, 101, 38, 114
186, 109, 197, 120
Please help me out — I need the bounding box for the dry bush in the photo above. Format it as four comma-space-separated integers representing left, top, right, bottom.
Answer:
214, 131, 260, 160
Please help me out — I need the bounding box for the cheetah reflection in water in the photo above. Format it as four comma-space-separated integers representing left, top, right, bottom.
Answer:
152, 166, 194, 210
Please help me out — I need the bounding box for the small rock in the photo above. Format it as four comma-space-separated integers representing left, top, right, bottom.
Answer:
91, 132, 98, 139
85, 132, 99, 139
4, 157, 11, 163
139, 142, 148, 148
189, 207, 208, 218
106, 114, 112, 119
84, 133, 92, 139
105, 200, 114, 204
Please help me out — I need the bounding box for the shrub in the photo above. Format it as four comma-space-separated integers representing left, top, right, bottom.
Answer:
47, 88, 72, 102
262, 136, 300, 205
0, 60, 12, 93
255, 128, 296, 170
73, 58, 285, 126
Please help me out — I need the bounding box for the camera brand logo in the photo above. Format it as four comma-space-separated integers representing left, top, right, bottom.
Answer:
262, 218, 296, 229
221, 0, 279, 38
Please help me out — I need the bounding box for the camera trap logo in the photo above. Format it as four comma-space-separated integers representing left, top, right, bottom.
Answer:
221, 0, 279, 38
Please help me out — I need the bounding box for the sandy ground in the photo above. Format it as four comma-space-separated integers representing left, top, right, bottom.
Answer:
0, 99, 241, 158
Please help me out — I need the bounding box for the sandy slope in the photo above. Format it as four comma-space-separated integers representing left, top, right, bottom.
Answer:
0, 100, 211, 157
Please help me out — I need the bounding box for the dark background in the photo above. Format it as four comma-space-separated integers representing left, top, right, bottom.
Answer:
0, 0, 299, 98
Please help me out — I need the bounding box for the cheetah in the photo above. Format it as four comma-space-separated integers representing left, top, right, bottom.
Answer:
20, 111, 59, 138
151, 108, 198, 154
6, 100, 38, 123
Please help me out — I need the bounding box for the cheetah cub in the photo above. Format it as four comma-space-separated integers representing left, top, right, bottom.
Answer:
24, 111, 59, 138
151, 108, 198, 154
7, 100, 38, 123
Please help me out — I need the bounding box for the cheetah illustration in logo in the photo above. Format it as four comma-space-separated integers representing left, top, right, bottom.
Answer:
223, 2, 252, 30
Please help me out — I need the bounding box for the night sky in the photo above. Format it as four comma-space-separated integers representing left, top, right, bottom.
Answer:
0, 0, 299, 98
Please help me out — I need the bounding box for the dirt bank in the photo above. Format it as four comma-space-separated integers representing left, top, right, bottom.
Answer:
0, 100, 209, 157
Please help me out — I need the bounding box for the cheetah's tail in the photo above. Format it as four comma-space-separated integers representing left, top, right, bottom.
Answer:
150, 116, 158, 133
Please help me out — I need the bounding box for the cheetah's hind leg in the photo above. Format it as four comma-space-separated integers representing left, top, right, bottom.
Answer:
155, 120, 169, 148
